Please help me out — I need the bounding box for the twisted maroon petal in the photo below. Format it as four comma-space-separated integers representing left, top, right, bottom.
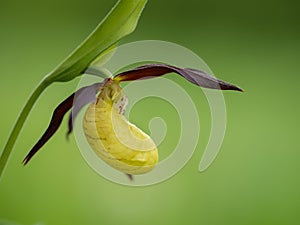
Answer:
23, 81, 105, 165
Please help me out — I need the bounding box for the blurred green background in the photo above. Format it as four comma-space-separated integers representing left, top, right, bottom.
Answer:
1, 0, 299, 224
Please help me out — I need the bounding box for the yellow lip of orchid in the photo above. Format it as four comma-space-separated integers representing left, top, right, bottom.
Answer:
83, 79, 158, 178
22, 63, 243, 180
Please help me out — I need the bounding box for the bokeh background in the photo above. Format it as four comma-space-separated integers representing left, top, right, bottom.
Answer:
1, 0, 299, 224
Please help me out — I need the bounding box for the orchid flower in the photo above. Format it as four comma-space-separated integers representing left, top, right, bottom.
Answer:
22, 64, 242, 178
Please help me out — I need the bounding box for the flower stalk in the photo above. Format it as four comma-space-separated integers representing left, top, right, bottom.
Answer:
0, 79, 49, 177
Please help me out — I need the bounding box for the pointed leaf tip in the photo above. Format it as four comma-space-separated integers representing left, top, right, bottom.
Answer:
46, 0, 148, 83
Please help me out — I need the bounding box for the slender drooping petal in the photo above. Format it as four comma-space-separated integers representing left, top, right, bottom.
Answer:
113, 64, 243, 91
23, 82, 105, 165
23, 93, 75, 165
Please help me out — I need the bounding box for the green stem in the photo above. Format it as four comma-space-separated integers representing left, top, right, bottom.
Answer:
0, 79, 50, 179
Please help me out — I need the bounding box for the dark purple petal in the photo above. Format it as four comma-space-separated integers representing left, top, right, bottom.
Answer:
114, 64, 173, 81
67, 81, 105, 136
23, 81, 105, 165
114, 64, 243, 92
23, 93, 75, 165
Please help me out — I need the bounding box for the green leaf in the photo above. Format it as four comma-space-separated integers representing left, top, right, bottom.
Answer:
45, 0, 147, 83
0, 0, 147, 179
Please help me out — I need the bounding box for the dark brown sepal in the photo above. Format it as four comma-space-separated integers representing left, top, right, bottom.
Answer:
23, 81, 105, 165
114, 64, 243, 92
